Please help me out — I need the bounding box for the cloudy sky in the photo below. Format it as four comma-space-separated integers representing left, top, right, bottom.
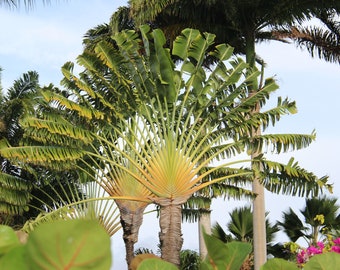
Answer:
1, 1, 340, 269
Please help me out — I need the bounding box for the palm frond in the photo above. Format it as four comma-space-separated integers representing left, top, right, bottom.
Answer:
249, 132, 316, 155
0, 138, 83, 168
259, 158, 331, 197
292, 23, 340, 64
22, 180, 121, 236
0, 172, 31, 215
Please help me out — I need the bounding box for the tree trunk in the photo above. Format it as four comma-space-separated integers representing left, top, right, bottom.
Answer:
198, 210, 211, 259
251, 116, 267, 270
252, 178, 267, 270
158, 199, 184, 267
118, 204, 147, 270
245, 29, 267, 270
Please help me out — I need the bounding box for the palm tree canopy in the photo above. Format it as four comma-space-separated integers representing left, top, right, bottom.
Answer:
0, 26, 331, 205
0, 25, 333, 266
126, 0, 340, 65
0, 72, 39, 218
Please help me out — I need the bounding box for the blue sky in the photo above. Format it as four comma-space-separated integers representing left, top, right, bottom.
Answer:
1, 1, 340, 269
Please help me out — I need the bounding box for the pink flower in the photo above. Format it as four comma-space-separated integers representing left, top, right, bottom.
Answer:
297, 250, 307, 264
331, 246, 340, 253
307, 245, 323, 256
333, 238, 340, 246
317, 242, 325, 250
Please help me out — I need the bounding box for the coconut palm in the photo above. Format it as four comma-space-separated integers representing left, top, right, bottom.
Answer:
0, 26, 331, 267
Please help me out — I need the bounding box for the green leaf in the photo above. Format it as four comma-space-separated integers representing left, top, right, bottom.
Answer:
223, 242, 252, 270
172, 28, 200, 60
0, 225, 20, 255
203, 232, 252, 270
0, 245, 28, 270
151, 28, 176, 102
304, 252, 340, 270
26, 219, 111, 270
137, 258, 178, 270
210, 43, 234, 62
260, 258, 299, 270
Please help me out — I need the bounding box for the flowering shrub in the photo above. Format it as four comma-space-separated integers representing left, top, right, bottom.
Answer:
296, 237, 340, 266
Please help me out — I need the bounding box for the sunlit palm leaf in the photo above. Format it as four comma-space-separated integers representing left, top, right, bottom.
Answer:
22, 179, 121, 236
0, 172, 31, 215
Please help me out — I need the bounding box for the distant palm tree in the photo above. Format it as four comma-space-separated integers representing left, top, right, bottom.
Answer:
180, 249, 201, 270
277, 196, 340, 246
212, 206, 279, 251
212, 206, 279, 270
0, 71, 86, 228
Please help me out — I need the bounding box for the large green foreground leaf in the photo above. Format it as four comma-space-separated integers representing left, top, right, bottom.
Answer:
201, 232, 252, 270
26, 219, 111, 270
0, 245, 28, 270
0, 225, 20, 254
260, 258, 298, 270
304, 252, 340, 270
137, 258, 178, 270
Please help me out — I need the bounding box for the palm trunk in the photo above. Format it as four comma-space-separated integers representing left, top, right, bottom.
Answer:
118, 204, 147, 270
158, 199, 184, 267
198, 209, 211, 259
252, 176, 267, 270
245, 29, 267, 270
251, 108, 267, 270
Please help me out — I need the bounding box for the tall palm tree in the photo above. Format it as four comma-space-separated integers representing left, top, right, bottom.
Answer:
0, 26, 331, 267
116, 2, 340, 268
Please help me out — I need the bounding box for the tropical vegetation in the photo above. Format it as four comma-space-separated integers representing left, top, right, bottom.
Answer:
1, 24, 334, 269
107, 2, 340, 268
0, 71, 88, 229
1, 1, 340, 269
